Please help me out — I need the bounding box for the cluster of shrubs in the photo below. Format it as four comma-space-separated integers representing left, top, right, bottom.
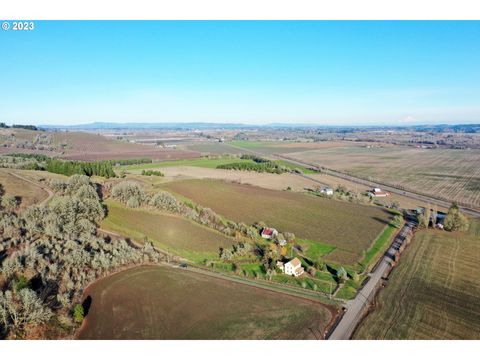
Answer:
0, 175, 162, 339
316, 185, 374, 205
417, 202, 469, 232
110, 181, 259, 239
219, 242, 255, 261
141, 170, 164, 177
0, 155, 45, 170
239, 154, 271, 163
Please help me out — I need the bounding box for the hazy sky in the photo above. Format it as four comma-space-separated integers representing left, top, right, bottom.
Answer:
1, 21, 479, 126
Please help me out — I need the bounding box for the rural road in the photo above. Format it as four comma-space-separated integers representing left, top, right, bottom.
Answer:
327, 222, 413, 340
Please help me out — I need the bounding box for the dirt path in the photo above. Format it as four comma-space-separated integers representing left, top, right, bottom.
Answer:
7, 170, 54, 206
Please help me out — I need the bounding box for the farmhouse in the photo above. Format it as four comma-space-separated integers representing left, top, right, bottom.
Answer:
261, 227, 278, 239
368, 187, 390, 197
284, 258, 304, 277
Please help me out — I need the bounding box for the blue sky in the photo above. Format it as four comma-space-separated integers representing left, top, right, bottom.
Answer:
1, 21, 479, 125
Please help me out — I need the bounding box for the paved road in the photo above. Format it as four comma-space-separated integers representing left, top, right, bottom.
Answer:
328, 222, 413, 340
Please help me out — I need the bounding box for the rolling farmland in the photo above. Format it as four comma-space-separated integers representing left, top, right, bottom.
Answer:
162, 179, 393, 265
354, 220, 480, 339
0, 129, 201, 161
77, 265, 335, 340
101, 200, 236, 262
285, 145, 480, 209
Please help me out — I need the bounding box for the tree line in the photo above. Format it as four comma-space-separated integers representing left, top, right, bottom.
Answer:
107, 158, 152, 166
141, 170, 164, 177
0, 124, 38, 130
216, 161, 288, 174
45, 159, 116, 178
1, 155, 116, 177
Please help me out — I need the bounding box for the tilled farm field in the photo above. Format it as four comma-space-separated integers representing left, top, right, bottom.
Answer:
77, 265, 335, 339
285, 145, 480, 209
162, 179, 393, 265
355, 220, 480, 339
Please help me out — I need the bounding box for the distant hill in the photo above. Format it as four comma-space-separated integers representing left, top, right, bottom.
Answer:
38, 122, 480, 133
39, 122, 262, 131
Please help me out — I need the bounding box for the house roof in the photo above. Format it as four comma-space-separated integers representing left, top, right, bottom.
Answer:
287, 257, 302, 267
294, 267, 304, 275
261, 227, 276, 236
371, 188, 389, 196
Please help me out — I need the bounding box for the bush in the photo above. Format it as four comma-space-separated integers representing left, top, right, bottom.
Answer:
73, 304, 84, 323
392, 214, 404, 228
13, 275, 29, 292
141, 170, 164, 177
148, 191, 183, 213
444, 203, 469, 232
111, 181, 146, 205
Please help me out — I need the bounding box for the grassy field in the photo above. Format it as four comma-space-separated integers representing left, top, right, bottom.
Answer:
360, 223, 399, 271
0, 169, 49, 208
162, 179, 393, 265
286, 145, 480, 208
181, 141, 246, 155
123, 155, 318, 176
77, 265, 335, 339
355, 220, 480, 339
101, 200, 236, 263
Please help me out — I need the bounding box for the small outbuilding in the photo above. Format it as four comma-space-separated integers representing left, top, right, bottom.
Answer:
319, 187, 334, 196
368, 187, 390, 197
276, 261, 285, 273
